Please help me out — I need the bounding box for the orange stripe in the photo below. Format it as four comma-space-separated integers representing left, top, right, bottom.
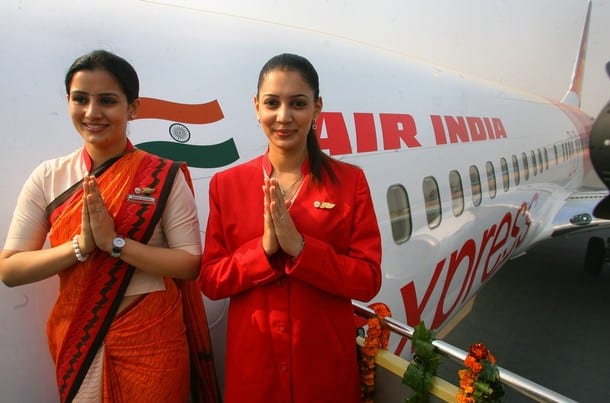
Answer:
137, 97, 224, 124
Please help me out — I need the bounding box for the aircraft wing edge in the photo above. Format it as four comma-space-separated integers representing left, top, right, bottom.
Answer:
551, 189, 610, 237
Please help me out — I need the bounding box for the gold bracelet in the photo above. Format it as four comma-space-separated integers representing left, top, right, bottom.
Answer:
72, 235, 89, 262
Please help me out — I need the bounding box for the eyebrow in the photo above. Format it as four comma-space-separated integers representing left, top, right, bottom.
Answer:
262, 93, 309, 99
69, 90, 121, 97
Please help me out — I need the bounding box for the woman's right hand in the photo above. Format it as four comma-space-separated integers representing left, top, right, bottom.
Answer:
82, 175, 118, 255
78, 176, 96, 255
262, 177, 280, 256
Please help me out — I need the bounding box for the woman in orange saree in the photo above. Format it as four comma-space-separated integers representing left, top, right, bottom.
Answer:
0, 50, 219, 403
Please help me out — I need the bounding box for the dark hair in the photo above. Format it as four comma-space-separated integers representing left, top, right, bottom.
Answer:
64, 49, 139, 104
257, 53, 336, 184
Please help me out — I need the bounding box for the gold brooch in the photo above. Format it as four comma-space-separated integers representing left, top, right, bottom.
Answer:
313, 201, 335, 209
135, 187, 155, 195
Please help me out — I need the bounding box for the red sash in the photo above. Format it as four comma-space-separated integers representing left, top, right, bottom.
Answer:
45, 150, 218, 402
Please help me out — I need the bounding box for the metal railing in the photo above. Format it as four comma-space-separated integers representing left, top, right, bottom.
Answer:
353, 301, 577, 403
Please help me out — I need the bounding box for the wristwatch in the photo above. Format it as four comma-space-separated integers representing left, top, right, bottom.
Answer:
111, 236, 126, 258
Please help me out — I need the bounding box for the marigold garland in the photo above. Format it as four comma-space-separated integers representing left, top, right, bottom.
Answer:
401, 321, 441, 403
457, 343, 504, 403
359, 302, 391, 403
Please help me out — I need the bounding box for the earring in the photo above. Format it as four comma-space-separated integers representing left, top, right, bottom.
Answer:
312, 121, 317, 130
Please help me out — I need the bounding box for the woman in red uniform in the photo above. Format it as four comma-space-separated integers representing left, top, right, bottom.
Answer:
200, 53, 382, 403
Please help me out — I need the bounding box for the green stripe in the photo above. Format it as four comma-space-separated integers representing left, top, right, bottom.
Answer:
136, 139, 239, 168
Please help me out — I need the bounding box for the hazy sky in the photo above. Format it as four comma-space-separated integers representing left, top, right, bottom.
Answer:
206, 0, 609, 117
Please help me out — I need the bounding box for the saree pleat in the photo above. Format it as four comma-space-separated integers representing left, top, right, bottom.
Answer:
101, 279, 190, 402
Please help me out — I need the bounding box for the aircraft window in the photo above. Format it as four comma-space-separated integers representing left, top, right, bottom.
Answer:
469, 165, 482, 207
500, 158, 509, 191
572, 140, 578, 157
543, 148, 549, 170
386, 184, 412, 244
521, 152, 529, 180
537, 149, 543, 172
530, 151, 537, 176
422, 176, 442, 229
572, 140, 578, 158
512, 155, 520, 185
553, 145, 558, 165
449, 170, 464, 216
486, 161, 497, 199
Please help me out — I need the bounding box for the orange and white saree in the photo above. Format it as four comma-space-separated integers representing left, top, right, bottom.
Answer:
46, 149, 219, 403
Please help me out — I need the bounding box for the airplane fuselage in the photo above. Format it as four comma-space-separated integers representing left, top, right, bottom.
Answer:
0, 0, 594, 401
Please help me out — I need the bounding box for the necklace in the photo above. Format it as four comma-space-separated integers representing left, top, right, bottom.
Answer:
278, 174, 304, 200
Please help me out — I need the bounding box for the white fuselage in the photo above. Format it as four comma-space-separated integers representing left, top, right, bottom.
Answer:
0, 1, 592, 401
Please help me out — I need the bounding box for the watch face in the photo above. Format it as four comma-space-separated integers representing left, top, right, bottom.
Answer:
113, 237, 126, 248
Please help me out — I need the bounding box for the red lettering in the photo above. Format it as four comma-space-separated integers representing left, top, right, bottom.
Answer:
483, 118, 495, 139
401, 196, 536, 334
493, 118, 507, 138
317, 112, 506, 156
467, 117, 486, 141
510, 199, 534, 251
433, 115, 508, 145
317, 112, 352, 155
431, 115, 447, 145
461, 225, 496, 303
380, 113, 420, 149
481, 213, 512, 281
432, 240, 476, 328
446, 116, 469, 143
401, 260, 445, 328
354, 113, 378, 152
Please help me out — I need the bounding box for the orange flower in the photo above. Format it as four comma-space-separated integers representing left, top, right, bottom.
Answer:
459, 374, 474, 389
471, 361, 483, 375
362, 372, 375, 386
367, 325, 382, 339
370, 302, 391, 318
464, 355, 477, 370
457, 343, 504, 402
380, 329, 390, 347
359, 302, 391, 403
457, 392, 476, 403
362, 344, 378, 357
469, 343, 488, 361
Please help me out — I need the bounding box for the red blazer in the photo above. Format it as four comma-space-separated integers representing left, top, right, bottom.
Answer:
200, 154, 382, 403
